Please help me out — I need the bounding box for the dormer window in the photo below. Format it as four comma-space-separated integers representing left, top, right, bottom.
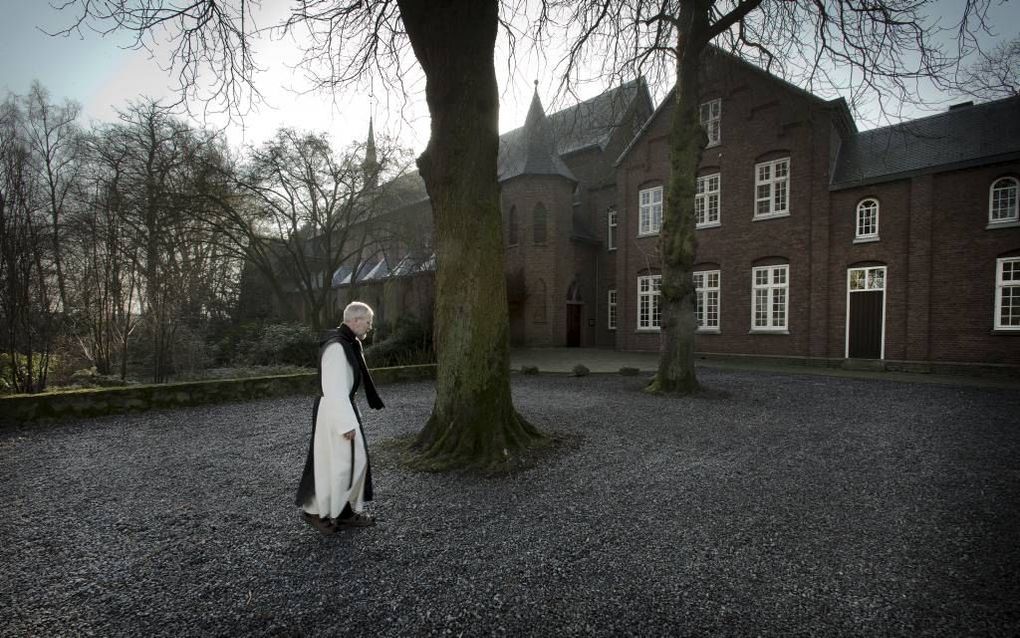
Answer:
700, 99, 721, 147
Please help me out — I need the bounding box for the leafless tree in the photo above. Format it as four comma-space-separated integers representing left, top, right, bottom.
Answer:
955, 35, 1020, 100
200, 128, 416, 330
534, 0, 997, 394
55, 0, 544, 470
0, 97, 60, 393
21, 82, 83, 310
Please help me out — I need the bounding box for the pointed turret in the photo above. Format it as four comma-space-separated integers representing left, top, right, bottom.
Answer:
499, 80, 579, 181
362, 117, 380, 188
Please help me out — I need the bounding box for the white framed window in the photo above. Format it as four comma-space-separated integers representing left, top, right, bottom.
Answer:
995, 257, 1020, 330
751, 264, 789, 331
607, 208, 618, 251
754, 158, 790, 219
694, 270, 720, 331
695, 173, 721, 228
700, 99, 721, 147
989, 177, 1019, 225
637, 274, 661, 330
855, 198, 879, 241
607, 289, 617, 330
639, 186, 663, 236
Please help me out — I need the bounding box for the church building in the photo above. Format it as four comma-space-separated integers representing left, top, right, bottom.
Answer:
329, 50, 1020, 373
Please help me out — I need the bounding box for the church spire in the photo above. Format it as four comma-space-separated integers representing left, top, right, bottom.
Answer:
518, 80, 575, 181
362, 117, 379, 187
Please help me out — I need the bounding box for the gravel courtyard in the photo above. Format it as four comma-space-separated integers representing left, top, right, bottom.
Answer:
1, 369, 1018, 637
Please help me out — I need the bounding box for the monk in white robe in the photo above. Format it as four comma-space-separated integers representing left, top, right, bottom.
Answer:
296, 302, 384, 533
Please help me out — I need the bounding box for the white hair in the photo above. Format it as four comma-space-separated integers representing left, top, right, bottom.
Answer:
343, 301, 374, 322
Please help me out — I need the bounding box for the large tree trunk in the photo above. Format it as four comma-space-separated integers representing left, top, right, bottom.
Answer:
647, 2, 711, 395
398, 0, 542, 470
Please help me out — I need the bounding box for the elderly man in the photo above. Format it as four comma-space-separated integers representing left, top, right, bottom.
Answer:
296, 301, 385, 533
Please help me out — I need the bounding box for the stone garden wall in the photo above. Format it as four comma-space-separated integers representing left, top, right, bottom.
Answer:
0, 364, 436, 427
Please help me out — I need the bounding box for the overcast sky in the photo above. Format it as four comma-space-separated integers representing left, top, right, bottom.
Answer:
1, 1, 1016, 155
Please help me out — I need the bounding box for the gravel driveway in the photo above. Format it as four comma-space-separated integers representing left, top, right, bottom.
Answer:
2, 369, 1018, 637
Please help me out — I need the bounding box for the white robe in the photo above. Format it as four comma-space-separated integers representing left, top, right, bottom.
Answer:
302, 342, 368, 519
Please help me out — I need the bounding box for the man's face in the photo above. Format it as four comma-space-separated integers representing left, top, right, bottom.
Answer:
350, 314, 374, 340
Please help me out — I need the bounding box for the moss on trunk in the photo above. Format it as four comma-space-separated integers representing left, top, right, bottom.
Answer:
647, 3, 711, 396
398, 0, 544, 471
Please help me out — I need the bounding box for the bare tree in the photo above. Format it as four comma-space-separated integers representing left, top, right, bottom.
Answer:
202, 128, 414, 330
0, 97, 60, 393
955, 35, 1020, 100
56, 0, 544, 470
21, 82, 83, 310
536, 0, 996, 394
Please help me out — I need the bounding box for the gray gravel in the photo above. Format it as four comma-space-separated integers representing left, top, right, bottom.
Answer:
2, 369, 1018, 637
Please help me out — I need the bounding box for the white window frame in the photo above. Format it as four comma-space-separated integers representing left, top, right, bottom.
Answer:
607, 208, 618, 251
754, 158, 790, 220
700, 99, 721, 147
607, 289, 617, 330
694, 270, 720, 333
989, 177, 1019, 226
638, 186, 663, 236
695, 173, 721, 229
750, 264, 789, 332
995, 257, 1020, 331
637, 274, 661, 331
844, 266, 888, 359
855, 198, 879, 242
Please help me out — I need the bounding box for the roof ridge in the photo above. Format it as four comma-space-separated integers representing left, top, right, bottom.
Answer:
855, 95, 1020, 138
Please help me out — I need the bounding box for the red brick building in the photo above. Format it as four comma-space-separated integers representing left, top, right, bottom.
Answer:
328, 51, 1019, 371
613, 51, 1020, 371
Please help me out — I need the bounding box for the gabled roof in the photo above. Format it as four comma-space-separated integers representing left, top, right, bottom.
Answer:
499, 78, 649, 180
831, 96, 1020, 190
368, 79, 650, 205
615, 47, 854, 167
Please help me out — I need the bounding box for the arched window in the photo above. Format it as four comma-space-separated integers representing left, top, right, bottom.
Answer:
533, 203, 547, 244
856, 198, 879, 240
990, 177, 1019, 225
507, 205, 518, 246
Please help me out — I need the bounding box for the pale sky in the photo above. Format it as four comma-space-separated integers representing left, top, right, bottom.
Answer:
1, 0, 1016, 154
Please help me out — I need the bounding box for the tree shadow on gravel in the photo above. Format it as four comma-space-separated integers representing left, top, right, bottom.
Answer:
619, 377, 733, 401
374, 431, 585, 478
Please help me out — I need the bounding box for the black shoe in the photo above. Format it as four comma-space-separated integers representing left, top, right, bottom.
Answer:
336, 512, 376, 528
302, 512, 337, 535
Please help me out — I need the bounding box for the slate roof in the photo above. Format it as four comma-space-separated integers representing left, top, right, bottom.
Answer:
498, 79, 648, 181
831, 96, 1020, 190
500, 89, 577, 182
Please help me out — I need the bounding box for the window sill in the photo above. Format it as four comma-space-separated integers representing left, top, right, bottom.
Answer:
607, 247, 617, 252
697, 222, 721, 230
697, 328, 721, 334
748, 329, 790, 335
636, 328, 661, 333
986, 220, 1019, 230
853, 236, 879, 244
637, 231, 660, 238
705, 141, 721, 149
752, 212, 790, 222
991, 328, 1020, 334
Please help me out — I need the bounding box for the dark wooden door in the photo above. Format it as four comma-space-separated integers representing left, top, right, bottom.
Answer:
566, 304, 581, 347
849, 290, 883, 358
